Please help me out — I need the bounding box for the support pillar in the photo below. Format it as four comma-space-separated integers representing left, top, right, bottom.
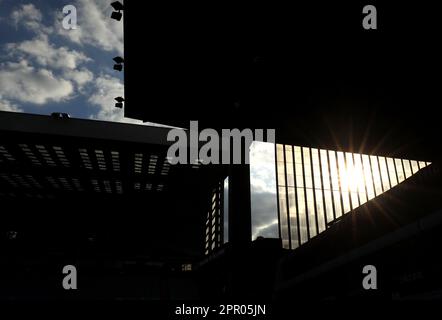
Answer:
228, 164, 252, 249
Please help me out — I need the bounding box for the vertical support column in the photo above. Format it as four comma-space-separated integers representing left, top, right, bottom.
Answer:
228, 164, 252, 249
227, 161, 252, 298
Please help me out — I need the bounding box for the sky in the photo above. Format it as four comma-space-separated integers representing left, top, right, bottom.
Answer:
0, 0, 140, 123
0, 0, 279, 240
250, 142, 278, 239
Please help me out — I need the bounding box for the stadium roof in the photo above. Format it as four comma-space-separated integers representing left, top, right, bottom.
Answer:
0, 111, 227, 258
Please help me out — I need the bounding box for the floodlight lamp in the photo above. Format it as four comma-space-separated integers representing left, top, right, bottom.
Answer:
111, 11, 122, 21
113, 56, 124, 64
111, 1, 124, 11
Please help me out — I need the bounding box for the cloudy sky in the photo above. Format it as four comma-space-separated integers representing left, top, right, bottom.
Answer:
250, 142, 278, 239
0, 0, 141, 123
0, 0, 279, 240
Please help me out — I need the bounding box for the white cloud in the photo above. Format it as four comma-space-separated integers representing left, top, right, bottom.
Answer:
0, 97, 23, 113
0, 60, 74, 105
11, 4, 42, 28
250, 141, 279, 239
88, 75, 137, 124
252, 218, 279, 240
3, 1, 129, 120
2, 12, 94, 106
250, 141, 277, 194
63, 68, 94, 88
6, 34, 91, 70
10, 4, 52, 34
57, 0, 124, 54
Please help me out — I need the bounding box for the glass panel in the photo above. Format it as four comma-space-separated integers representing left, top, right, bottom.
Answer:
274, 144, 427, 251
288, 187, 298, 249
312, 149, 322, 190
346, 153, 356, 194
295, 163, 304, 187
276, 144, 284, 162
277, 159, 286, 187
321, 149, 335, 223
297, 187, 308, 244
350, 192, 359, 210
303, 147, 317, 237
294, 146, 302, 162
328, 151, 339, 191
378, 157, 391, 191
306, 187, 317, 238
353, 154, 367, 205
312, 149, 325, 231
333, 190, 343, 218
403, 159, 412, 178
285, 145, 293, 163
362, 155, 375, 200
276, 145, 285, 187
410, 160, 420, 174
346, 153, 359, 208
324, 189, 334, 224
278, 187, 289, 249
395, 158, 405, 183
387, 158, 398, 187
418, 161, 426, 169
286, 158, 295, 187
303, 147, 313, 189
337, 152, 348, 191
320, 150, 331, 190
370, 156, 383, 196
337, 152, 351, 212
329, 151, 342, 217
294, 147, 304, 187
315, 189, 326, 233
